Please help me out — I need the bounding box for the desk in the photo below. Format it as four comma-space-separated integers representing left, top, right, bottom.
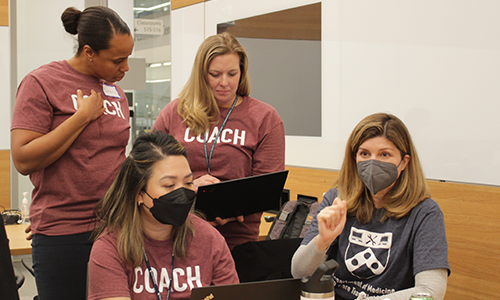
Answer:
259, 212, 276, 240
7, 217, 271, 254
5, 223, 31, 255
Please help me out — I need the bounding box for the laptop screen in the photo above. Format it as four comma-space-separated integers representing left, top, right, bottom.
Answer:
266, 188, 290, 214
190, 278, 301, 300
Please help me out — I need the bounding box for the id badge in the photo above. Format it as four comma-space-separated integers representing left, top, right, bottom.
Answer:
102, 83, 121, 98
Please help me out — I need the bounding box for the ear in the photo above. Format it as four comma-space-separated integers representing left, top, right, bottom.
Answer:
136, 191, 145, 206
399, 154, 411, 172
83, 45, 95, 61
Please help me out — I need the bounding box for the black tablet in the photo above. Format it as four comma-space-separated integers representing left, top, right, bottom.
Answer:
195, 170, 289, 221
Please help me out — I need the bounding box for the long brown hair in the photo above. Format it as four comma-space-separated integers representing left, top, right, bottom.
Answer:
177, 32, 250, 136
336, 113, 431, 223
93, 131, 194, 267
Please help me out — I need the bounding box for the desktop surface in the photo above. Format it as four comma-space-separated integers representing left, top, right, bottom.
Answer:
5, 223, 31, 255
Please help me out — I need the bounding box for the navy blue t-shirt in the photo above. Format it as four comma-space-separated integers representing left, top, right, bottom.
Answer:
301, 189, 450, 299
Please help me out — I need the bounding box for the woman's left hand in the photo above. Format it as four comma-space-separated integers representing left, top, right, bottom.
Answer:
209, 215, 244, 227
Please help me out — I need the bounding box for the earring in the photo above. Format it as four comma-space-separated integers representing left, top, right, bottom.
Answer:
89, 58, 93, 62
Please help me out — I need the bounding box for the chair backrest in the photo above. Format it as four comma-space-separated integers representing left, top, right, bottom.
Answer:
266, 195, 319, 240
0, 222, 21, 300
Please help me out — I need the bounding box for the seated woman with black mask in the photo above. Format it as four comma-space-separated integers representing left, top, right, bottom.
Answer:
88, 131, 238, 300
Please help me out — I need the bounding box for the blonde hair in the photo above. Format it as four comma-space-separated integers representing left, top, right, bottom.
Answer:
177, 32, 250, 136
93, 131, 194, 267
336, 113, 431, 223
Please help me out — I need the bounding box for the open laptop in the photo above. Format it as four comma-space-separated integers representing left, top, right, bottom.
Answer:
195, 170, 289, 221
190, 278, 301, 300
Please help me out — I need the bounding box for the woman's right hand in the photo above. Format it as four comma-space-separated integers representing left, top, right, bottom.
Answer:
75, 89, 105, 122
314, 197, 347, 251
193, 174, 220, 192
24, 224, 33, 241
11, 89, 106, 175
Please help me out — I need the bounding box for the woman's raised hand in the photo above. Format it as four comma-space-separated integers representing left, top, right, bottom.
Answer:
315, 197, 347, 251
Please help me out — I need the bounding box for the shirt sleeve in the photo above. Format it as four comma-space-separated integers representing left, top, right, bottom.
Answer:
301, 189, 337, 246
251, 111, 285, 175
291, 242, 329, 279
12, 75, 53, 133
292, 189, 337, 278
210, 236, 240, 285
87, 236, 132, 300
361, 268, 448, 300
412, 200, 450, 275
152, 101, 172, 134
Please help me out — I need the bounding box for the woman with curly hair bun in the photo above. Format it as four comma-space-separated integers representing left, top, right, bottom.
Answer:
11, 6, 133, 300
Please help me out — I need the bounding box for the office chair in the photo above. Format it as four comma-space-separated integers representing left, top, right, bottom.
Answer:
21, 258, 34, 277
14, 268, 25, 289
21, 257, 38, 300
1, 222, 21, 300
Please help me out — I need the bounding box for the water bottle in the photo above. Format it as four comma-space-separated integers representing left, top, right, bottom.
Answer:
21, 192, 30, 224
410, 293, 434, 300
301, 259, 339, 300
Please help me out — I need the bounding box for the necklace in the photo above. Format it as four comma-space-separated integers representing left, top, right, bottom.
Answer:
203, 95, 239, 175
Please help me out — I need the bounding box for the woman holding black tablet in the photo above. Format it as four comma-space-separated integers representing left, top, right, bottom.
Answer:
153, 32, 285, 249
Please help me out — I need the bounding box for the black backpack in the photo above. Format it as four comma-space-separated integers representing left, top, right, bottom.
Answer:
266, 194, 319, 240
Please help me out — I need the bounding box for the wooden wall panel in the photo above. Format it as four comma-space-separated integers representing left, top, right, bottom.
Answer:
284, 166, 500, 300
284, 166, 337, 201
0, 0, 8, 26
171, 0, 204, 10
427, 180, 500, 300
224, 3, 321, 41
170, 1, 320, 40
0, 150, 10, 210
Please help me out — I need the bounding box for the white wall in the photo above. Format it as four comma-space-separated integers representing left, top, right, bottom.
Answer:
170, 3, 205, 98
172, 0, 500, 186
0, 26, 10, 150
238, 37, 322, 137
107, 0, 134, 47
338, 0, 500, 186
16, 1, 82, 82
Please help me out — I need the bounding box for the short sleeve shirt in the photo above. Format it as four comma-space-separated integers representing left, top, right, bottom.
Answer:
88, 215, 239, 300
11, 60, 130, 235
302, 189, 450, 299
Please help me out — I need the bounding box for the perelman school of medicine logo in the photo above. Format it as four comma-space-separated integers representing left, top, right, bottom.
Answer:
345, 227, 392, 279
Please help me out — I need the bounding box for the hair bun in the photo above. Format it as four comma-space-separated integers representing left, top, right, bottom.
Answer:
61, 7, 82, 35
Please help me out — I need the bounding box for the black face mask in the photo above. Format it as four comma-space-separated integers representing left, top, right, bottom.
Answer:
143, 187, 196, 226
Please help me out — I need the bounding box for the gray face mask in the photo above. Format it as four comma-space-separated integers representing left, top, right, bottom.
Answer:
357, 159, 403, 195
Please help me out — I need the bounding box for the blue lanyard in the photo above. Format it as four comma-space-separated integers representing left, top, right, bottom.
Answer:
203, 95, 238, 175
144, 250, 175, 300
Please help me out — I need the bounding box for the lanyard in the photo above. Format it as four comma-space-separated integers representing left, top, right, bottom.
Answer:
144, 250, 175, 300
203, 95, 238, 175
